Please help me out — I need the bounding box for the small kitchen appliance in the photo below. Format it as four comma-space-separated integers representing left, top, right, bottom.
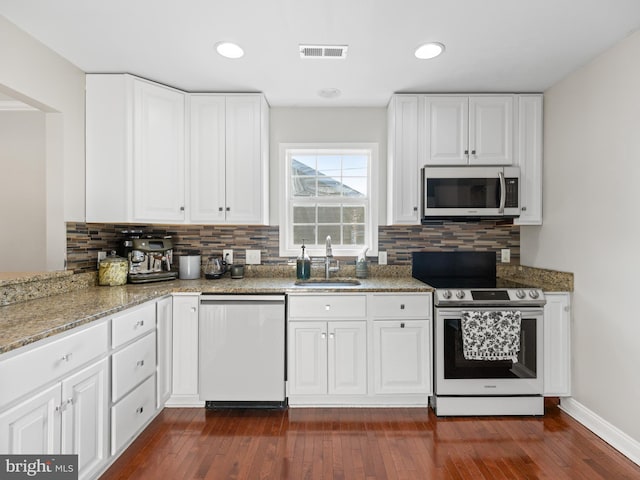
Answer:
204, 257, 228, 279
412, 251, 545, 416
421, 166, 520, 221
125, 237, 178, 284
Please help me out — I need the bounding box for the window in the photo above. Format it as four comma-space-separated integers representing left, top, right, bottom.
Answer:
280, 144, 378, 258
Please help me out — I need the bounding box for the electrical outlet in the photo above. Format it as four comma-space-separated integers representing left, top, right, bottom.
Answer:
245, 249, 261, 265
97, 251, 107, 269
378, 251, 388, 265
501, 249, 511, 263
223, 249, 233, 265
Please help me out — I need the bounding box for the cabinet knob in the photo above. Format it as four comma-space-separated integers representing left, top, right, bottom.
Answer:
413, 207, 418, 212
400, 322, 405, 328
135, 320, 144, 328
325, 304, 331, 311
136, 360, 145, 367
329, 332, 335, 339
464, 150, 469, 155
471, 150, 476, 155
136, 406, 144, 415
180, 206, 185, 212
61, 353, 72, 362
226, 207, 231, 212
522, 206, 527, 211
219, 207, 224, 212
400, 304, 405, 310
321, 332, 327, 340
190, 307, 197, 313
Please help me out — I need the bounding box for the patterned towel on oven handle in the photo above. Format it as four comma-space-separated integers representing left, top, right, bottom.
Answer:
461, 311, 522, 362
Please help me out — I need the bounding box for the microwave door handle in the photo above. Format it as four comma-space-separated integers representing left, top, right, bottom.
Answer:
498, 171, 506, 213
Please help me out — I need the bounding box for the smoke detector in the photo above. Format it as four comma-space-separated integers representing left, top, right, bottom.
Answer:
299, 45, 348, 59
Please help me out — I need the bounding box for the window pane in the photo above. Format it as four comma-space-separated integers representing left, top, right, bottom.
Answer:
343, 225, 365, 245
318, 225, 341, 244
291, 176, 317, 196
293, 206, 316, 223
342, 177, 367, 197
342, 155, 368, 176
293, 225, 316, 245
291, 155, 316, 173
318, 206, 340, 223
343, 206, 365, 223
317, 155, 342, 178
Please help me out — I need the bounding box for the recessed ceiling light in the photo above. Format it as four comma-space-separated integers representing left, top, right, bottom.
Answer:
318, 88, 341, 99
215, 41, 244, 59
415, 42, 445, 60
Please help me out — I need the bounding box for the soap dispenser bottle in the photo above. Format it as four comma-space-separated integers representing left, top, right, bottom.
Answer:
296, 241, 311, 280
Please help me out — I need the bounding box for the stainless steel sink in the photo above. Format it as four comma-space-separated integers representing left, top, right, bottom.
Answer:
294, 278, 361, 287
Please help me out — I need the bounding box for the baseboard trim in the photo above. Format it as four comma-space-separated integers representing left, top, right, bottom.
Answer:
560, 397, 640, 466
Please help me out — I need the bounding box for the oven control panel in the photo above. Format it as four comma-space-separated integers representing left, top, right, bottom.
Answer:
435, 288, 545, 306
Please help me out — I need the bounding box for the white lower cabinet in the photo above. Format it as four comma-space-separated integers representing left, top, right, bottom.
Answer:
287, 292, 432, 406
0, 383, 61, 454
373, 321, 430, 395
167, 294, 201, 406
544, 292, 572, 396
111, 375, 156, 454
156, 296, 173, 408
288, 321, 367, 397
0, 357, 109, 480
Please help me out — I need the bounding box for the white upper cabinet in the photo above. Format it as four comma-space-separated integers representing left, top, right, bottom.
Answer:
189, 94, 269, 224
423, 95, 514, 166
387, 95, 420, 224
86, 74, 186, 223
132, 80, 186, 222
515, 95, 543, 225
86, 74, 269, 225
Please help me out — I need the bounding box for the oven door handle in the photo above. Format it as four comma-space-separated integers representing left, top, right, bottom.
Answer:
437, 308, 545, 316
498, 170, 506, 214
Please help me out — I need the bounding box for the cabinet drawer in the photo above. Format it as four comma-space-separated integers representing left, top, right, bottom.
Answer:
112, 302, 156, 348
0, 321, 108, 409
111, 374, 156, 454
112, 332, 157, 402
288, 295, 366, 319
370, 294, 431, 319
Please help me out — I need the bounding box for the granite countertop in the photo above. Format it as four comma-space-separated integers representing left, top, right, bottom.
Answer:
0, 276, 431, 355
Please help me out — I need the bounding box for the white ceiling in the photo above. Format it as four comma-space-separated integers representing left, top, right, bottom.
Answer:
1, 0, 640, 107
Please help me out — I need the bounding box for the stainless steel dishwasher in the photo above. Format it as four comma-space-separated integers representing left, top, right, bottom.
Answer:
199, 294, 286, 408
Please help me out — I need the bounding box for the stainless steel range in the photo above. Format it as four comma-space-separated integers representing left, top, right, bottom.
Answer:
412, 252, 546, 416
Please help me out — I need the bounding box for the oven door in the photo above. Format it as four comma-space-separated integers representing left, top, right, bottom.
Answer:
434, 307, 543, 396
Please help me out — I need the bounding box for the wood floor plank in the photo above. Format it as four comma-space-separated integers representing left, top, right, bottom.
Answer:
99, 403, 640, 480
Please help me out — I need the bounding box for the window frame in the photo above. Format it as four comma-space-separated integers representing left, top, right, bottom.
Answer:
279, 143, 379, 258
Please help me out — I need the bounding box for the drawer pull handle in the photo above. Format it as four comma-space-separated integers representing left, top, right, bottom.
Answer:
61, 353, 72, 362
401, 322, 405, 328
136, 406, 144, 415
137, 360, 145, 367
400, 304, 405, 310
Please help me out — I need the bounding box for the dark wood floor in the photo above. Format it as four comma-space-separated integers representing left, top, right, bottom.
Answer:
100, 400, 640, 479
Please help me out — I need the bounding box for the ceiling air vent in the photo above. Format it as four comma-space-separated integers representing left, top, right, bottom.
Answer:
299, 45, 348, 59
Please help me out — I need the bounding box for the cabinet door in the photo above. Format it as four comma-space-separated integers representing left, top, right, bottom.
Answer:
61, 358, 109, 480
469, 96, 513, 165
225, 95, 265, 224
288, 322, 327, 395
515, 95, 543, 225
373, 320, 431, 395
544, 293, 571, 396
423, 96, 469, 166
328, 321, 367, 395
132, 80, 186, 222
189, 95, 227, 223
0, 383, 61, 454
388, 95, 420, 224
169, 295, 200, 404
156, 296, 173, 408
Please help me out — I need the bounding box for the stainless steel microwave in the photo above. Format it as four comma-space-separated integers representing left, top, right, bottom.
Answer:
421, 166, 520, 221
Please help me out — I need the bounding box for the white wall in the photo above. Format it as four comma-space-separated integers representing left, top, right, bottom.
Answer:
269, 107, 387, 224
0, 111, 47, 270
0, 15, 86, 269
521, 31, 640, 443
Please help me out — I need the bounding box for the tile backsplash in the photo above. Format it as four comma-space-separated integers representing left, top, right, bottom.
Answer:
66, 221, 519, 273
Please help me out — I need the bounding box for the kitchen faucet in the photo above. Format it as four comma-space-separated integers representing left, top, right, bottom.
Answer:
325, 235, 339, 279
